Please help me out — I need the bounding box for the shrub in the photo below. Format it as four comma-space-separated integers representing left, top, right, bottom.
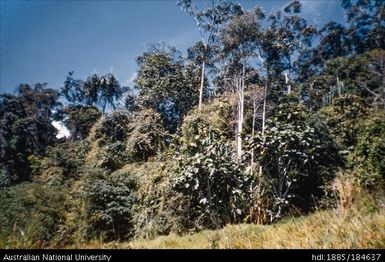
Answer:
320, 94, 369, 150
41, 141, 89, 179
118, 161, 178, 239
349, 111, 385, 187
66, 168, 137, 242
172, 124, 251, 231
61, 105, 101, 141
86, 109, 169, 170
0, 182, 66, 247
125, 109, 169, 162
248, 95, 342, 222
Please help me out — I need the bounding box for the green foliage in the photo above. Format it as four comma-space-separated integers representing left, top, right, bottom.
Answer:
116, 161, 178, 239
321, 94, 369, 150
86, 109, 169, 170
0, 84, 60, 184
134, 44, 200, 131
172, 124, 250, 230
61, 105, 101, 141
41, 141, 89, 180
248, 95, 342, 221
0, 183, 66, 247
86, 111, 131, 170
181, 93, 237, 142
27, 155, 42, 178
302, 49, 385, 109
66, 168, 137, 242
0, 0, 384, 248
125, 109, 169, 162
349, 111, 385, 187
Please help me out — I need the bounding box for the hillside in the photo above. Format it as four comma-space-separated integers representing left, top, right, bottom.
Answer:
1, 0, 385, 250
74, 193, 385, 249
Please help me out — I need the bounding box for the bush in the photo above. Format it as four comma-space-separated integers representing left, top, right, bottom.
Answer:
86, 109, 169, 170
118, 161, 178, 239
181, 93, 237, 143
62, 105, 101, 141
320, 94, 369, 150
125, 109, 169, 162
65, 168, 137, 242
172, 124, 251, 231
247, 95, 342, 222
0, 182, 66, 248
41, 141, 89, 179
349, 111, 385, 187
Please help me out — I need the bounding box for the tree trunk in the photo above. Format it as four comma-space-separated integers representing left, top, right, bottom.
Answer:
284, 71, 291, 94
259, 73, 268, 177
199, 60, 206, 110
237, 64, 245, 160
250, 86, 257, 176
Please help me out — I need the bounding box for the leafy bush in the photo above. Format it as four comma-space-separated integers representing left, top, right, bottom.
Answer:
66, 168, 137, 242
61, 105, 101, 141
41, 141, 89, 179
247, 95, 342, 221
0, 182, 66, 247
118, 161, 178, 239
321, 94, 369, 150
349, 111, 385, 187
181, 93, 237, 143
125, 109, 169, 162
172, 123, 251, 231
86, 109, 169, 170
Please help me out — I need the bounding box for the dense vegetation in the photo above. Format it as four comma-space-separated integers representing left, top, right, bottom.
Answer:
0, 0, 384, 248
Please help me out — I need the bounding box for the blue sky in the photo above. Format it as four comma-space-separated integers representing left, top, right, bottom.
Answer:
0, 0, 345, 94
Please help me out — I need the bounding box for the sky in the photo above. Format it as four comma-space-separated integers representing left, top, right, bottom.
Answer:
0, 0, 345, 94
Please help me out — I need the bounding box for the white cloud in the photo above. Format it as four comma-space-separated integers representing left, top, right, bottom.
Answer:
52, 121, 71, 139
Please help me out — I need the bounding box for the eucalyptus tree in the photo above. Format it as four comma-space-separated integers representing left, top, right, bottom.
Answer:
341, 0, 385, 53
268, 1, 316, 93
178, 0, 243, 110
219, 8, 264, 159
295, 22, 352, 81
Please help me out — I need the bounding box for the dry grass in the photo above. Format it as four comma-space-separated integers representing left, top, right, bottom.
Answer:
71, 192, 385, 249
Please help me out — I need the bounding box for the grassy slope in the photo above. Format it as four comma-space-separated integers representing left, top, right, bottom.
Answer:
76, 195, 385, 249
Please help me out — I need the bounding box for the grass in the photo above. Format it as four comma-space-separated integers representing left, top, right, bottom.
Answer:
72, 192, 385, 249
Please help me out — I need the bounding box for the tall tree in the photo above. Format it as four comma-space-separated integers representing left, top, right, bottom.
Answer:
61, 71, 85, 105
341, 0, 385, 53
134, 44, 198, 131
99, 73, 123, 114
0, 84, 60, 184
220, 8, 264, 159
178, 0, 243, 110
83, 74, 101, 107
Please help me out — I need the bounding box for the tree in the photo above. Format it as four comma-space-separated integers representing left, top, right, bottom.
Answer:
61, 105, 101, 141
134, 44, 198, 131
83, 74, 101, 107
99, 73, 123, 113
63, 72, 123, 115
178, 0, 243, 110
341, 0, 385, 53
61, 71, 85, 105
219, 8, 263, 159
0, 84, 60, 184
